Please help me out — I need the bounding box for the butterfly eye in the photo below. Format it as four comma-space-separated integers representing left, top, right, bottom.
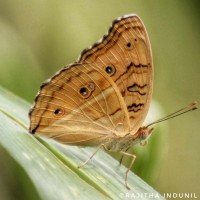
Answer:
105, 65, 116, 76
54, 108, 64, 117
80, 87, 88, 96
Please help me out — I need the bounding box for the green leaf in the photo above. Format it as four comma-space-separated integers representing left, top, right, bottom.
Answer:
0, 86, 165, 200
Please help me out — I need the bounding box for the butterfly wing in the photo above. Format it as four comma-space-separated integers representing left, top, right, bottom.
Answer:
78, 14, 153, 135
29, 63, 130, 145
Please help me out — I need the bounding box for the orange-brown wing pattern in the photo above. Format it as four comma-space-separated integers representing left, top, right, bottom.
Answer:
29, 63, 130, 145
78, 14, 153, 134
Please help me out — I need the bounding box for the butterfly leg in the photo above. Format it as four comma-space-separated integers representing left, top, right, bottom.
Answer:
120, 151, 136, 190
78, 144, 106, 168
119, 147, 130, 166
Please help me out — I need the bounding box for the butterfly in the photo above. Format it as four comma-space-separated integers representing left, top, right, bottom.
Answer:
28, 14, 197, 189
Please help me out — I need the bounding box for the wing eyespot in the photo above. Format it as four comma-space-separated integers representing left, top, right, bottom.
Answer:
125, 39, 138, 50
80, 87, 88, 96
54, 108, 65, 117
125, 41, 134, 50
126, 42, 132, 48
104, 65, 116, 76
79, 82, 95, 99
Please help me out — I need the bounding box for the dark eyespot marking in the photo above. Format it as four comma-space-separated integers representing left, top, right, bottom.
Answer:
125, 41, 134, 50
79, 82, 95, 99
105, 65, 116, 76
126, 42, 132, 48
105, 66, 113, 74
54, 108, 64, 117
80, 87, 88, 96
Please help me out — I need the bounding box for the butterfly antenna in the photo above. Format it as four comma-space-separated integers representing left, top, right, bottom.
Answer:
146, 101, 198, 128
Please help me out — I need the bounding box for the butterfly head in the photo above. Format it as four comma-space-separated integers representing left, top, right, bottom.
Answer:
136, 127, 154, 142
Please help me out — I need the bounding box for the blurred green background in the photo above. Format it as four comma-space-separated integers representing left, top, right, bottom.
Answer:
0, 0, 199, 198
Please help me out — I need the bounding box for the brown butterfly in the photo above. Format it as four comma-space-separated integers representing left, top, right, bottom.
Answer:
29, 14, 197, 189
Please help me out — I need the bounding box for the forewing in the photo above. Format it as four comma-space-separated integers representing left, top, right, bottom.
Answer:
78, 14, 153, 134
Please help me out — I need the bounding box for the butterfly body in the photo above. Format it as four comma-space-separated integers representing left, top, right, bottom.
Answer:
101, 127, 153, 152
